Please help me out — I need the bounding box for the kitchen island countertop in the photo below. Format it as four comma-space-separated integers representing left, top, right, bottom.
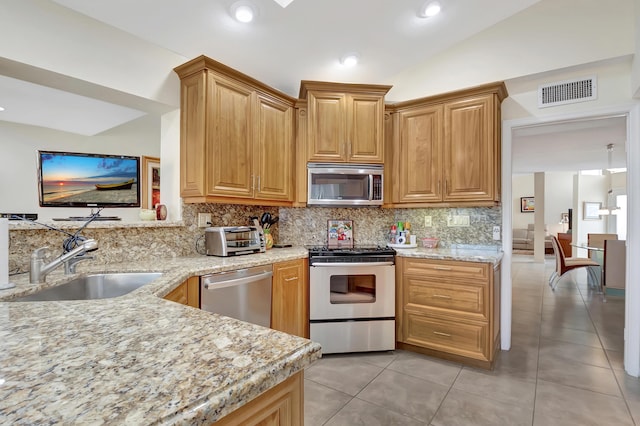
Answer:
0, 247, 319, 425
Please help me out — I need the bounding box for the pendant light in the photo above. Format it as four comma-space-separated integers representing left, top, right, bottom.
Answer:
597, 143, 621, 216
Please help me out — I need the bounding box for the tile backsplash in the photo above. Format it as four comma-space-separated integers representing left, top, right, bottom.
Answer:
8, 202, 501, 273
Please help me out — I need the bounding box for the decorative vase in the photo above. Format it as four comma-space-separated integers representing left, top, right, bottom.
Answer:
264, 230, 274, 250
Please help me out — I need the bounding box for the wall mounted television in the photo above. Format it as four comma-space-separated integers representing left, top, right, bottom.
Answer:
38, 150, 141, 208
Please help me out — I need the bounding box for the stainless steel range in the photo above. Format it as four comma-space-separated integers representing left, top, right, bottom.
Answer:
308, 246, 396, 354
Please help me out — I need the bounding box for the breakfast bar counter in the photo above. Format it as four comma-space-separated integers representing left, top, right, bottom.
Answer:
0, 247, 319, 425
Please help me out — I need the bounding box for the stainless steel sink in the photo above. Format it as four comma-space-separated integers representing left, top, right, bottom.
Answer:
12, 272, 163, 302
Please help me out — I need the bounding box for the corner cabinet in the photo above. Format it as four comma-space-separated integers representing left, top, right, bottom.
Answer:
174, 56, 295, 206
300, 81, 392, 164
271, 259, 309, 338
388, 82, 507, 207
396, 257, 501, 369
164, 276, 200, 308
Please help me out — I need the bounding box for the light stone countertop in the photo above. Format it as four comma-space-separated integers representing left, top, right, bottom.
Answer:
0, 245, 501, 424
392, 246, 503, 265
0, 247, 320, 425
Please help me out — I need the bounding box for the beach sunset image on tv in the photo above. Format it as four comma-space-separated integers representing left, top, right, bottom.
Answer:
38, 151, 140, 207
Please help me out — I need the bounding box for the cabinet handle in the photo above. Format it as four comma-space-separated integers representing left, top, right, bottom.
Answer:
433, 331, 452, 337
257, 175, 261, 192
432, 294, 451, 299
284, 277, 298, 282
251, 175, 255, 191
434, 266, 452, 271
444, 180, 448, 195
437, 180, 441, 195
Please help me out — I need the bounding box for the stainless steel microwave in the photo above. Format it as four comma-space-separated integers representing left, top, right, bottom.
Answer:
307, 163, 383, 206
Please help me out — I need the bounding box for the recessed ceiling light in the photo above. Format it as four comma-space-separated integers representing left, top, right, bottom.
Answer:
419, 1, 441, 18
230, 1, 256, 23
0, 107, 4, 112
340, 53, 359, 67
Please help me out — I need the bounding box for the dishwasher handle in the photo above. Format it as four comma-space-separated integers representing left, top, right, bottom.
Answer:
202, 270, 273, 290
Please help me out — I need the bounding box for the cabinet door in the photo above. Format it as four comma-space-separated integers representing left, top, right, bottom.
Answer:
179, 71, 207, 199
271, 259, 308, 338
307, 91, 347, 162
255, 94, 294, 201
207, 75, 255, 198
395, 105, 443, 203
348, 94, 385, 163
443, 95, 496, 201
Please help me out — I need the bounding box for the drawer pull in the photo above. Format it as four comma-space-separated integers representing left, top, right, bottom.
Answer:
433, 331, 452, 337
284, 277, 298, 282
433, 266, 453, 271
432, 294, 451, 299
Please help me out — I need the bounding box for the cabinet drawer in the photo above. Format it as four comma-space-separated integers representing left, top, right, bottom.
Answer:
403, 258, 489, 281
405, 277, 487, 320
404, 313, 489, 361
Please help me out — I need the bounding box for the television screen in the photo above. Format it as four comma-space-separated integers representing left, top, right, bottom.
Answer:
38, 150, 140, 208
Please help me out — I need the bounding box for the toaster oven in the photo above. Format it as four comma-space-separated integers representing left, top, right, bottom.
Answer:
205, 226, 265, 256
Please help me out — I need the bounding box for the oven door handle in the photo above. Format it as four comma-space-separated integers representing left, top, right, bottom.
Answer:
310, 262, 394, 267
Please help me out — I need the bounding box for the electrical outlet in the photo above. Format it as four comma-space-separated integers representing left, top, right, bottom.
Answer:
424, 215, 432, 227
493, 226, 501, 240
198, 213, 212, 228
447, 215, 470, 227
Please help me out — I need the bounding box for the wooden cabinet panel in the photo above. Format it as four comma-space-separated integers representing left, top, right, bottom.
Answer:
255, 95, 294, 201
405, 277, 487, 320
302, 81, 391, 164
164, 276, 200, 308
174, 56, 296, 206
271, 259, 308, 338
214, 371, 303, 426
444, 95, 495, 201
307, 92, 346, 162
404, 313, 489, 361
390, 82, 506, 207
179, 71, 207, 198
396, 257, 500, 369
207, 75, 254, 198
349, 94, 386, 163
395, 105, 442, 203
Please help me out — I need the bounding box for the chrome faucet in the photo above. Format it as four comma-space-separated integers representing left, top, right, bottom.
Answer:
29, 239, 99, 284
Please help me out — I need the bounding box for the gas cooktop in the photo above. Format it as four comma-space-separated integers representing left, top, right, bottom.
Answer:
307, 245, 396, 257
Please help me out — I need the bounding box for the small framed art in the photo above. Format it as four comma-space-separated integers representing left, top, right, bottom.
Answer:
583, 201, 601, 220
327, 220, 353, 248
520, 197, 535, 213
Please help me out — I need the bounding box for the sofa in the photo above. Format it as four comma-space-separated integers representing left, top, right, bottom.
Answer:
513, 224, 553, 253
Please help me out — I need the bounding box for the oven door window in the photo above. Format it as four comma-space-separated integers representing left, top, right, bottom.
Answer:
330, 274, 376, 304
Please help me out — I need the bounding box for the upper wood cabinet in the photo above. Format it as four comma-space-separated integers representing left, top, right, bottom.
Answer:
174, 56, 295, 206
389, 82, 507, 207
300, 81, 392, 164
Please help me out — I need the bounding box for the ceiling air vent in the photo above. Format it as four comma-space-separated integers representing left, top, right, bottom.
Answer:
538, 76, 597, 108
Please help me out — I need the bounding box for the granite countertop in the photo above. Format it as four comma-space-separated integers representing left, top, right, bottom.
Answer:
0, 247, 320, 425
0, 245, 501, 424
393, 246, 503, 265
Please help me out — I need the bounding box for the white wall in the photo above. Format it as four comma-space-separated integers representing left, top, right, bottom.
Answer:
573, 173, 608, 256
0, 116, 160, 221
512, 172, 576, 234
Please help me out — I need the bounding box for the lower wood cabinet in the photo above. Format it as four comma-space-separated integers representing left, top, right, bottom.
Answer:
396, 257, 501, 369
271, 259, 309, 338
163, 276, 200, 308
213, 371, 303, 426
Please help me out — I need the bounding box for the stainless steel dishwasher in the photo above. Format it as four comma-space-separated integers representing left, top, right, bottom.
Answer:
200, 265, 273, 327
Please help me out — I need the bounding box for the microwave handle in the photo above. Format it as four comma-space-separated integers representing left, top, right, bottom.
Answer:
369, 175, 373, 201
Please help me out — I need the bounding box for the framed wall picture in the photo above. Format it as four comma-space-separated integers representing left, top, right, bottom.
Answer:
327, 220, 353, 248
520, 197, 535, 213
141, 156, 160, 209
583, 201, 601, 220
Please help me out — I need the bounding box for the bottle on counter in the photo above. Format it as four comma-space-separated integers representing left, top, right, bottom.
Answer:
389, 224, 397, 244
396, 222, 405, 244
404, 221, 411, 245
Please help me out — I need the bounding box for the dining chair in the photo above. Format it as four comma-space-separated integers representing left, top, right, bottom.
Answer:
587, 233, 618, 257
549, 235, 603, 299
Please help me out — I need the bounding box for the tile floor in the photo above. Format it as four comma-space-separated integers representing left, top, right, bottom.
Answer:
304, 254, 640, 425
